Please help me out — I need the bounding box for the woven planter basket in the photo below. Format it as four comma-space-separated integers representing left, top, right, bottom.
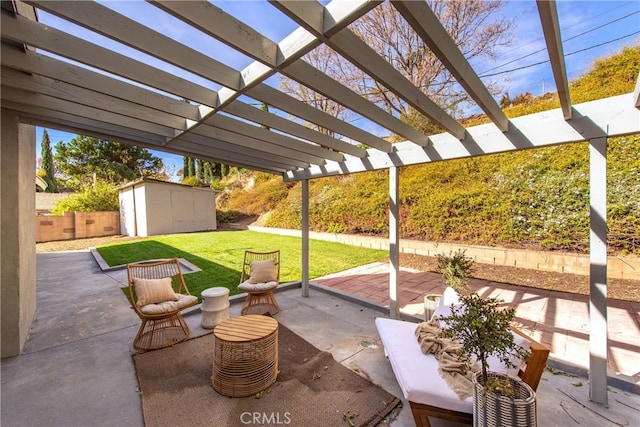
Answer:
473, 372, 537, 427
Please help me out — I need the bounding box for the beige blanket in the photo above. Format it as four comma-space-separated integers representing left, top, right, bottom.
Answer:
415, 320, 479, 399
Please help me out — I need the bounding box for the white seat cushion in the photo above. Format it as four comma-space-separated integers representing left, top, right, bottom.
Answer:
139, 293, 197, 315
376, 317, 473, 413
375, 317, 531, 413
238, 279, 277, 292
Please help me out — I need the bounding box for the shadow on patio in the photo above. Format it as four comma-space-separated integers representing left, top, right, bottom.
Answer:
1, 252, 638, 427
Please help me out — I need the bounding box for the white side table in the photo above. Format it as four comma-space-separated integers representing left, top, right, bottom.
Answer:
201, 287, 230, 329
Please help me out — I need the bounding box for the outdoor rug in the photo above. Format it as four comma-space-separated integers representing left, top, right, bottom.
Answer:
133, 323, 401, 427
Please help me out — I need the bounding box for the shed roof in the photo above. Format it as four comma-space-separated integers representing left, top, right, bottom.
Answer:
117, 177, 218, 192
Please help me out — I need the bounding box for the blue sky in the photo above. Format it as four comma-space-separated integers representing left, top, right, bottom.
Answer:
35, 0, 639, 180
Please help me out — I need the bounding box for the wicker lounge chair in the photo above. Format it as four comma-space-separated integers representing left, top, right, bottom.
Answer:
238, 250, 280, 316
127, 258, 197, 351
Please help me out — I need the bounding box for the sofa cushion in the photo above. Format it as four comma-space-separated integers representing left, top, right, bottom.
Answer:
133, 277, 178, 306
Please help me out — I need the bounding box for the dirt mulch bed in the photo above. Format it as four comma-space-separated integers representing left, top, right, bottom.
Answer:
399, 253, 640, 303
37, 236, 640, 303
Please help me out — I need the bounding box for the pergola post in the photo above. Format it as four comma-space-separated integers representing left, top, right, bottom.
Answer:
389, 166, 400, 319
589, 136, 608, 406
301, 178, 310, 297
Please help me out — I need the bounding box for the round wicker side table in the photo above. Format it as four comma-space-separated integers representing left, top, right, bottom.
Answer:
212, 314, 279, 397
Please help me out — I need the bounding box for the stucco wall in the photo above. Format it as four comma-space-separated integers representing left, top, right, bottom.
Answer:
1, 109, 36, 358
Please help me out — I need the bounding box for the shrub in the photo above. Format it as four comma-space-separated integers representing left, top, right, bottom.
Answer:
182, 176, 201, 187
52, 181, 119, 214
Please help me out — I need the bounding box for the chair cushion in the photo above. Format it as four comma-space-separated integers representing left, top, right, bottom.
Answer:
139, 294, 197, 315
238, 279, 278, 292
249, 260, 277, 283
133, 277, 178, 306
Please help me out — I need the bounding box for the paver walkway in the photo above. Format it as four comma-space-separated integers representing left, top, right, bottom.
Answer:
313, 262, 640, 384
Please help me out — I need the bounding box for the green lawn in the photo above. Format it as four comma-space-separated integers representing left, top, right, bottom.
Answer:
97, 230, 387, 300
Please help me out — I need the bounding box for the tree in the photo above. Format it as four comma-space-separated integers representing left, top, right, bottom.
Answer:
188, 157, 196, 178
39, 129, 59, 193
280, 0, 512, 135
182, 156, 191, 178
197, 159, 205, 181
54, 136, 163, 188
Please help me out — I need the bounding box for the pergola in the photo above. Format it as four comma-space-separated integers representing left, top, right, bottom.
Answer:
1, 0, 639, 407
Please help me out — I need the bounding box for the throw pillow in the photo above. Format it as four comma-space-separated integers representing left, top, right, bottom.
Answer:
249, 260, 277, 284
134, 277, 178, 306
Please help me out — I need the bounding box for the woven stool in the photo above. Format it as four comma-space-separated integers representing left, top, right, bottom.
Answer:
212, 315, 279, 397
201, 287, 230, 329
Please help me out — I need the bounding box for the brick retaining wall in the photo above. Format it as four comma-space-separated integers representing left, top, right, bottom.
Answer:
36, 211, 120, 243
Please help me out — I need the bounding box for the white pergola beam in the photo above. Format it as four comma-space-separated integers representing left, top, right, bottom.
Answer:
175, 134, 298, 172
25, 0, 353, 158
537, 0, 572, 120
285, 93, 640, 180
392, 0, 509, 132
272, 0, 464, 141
330, 29, 466, 140
4, 103, 169, 147
153, 0, 419, 150
25, 0, 242, 90
1, 67, 186, 130
1, 47, 203, 120
201, 114, 341, 164
247, 84, 392, 153
225, 100, 365, 158
2, 86, 176, 138
0, 12, 220, 107
150, 0, 280, 68
284, 60, 429, 145
190, 122, 328, 166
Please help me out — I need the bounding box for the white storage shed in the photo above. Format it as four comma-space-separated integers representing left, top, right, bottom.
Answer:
119, 178, 217, 237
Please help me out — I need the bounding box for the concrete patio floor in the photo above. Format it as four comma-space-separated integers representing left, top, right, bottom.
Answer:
1, 251, 639, 427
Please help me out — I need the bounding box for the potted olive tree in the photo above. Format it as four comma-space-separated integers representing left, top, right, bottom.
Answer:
439, 293, 536, 427
425, 249, 473, 320
436, 249, 474, 292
